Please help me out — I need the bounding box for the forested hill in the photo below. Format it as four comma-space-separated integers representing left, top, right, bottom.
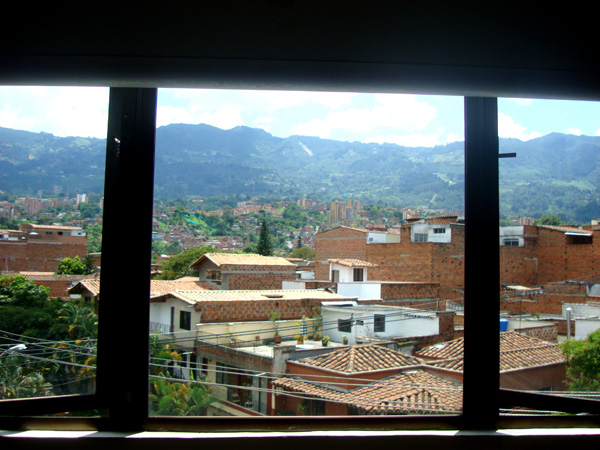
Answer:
1, 124, 599, 223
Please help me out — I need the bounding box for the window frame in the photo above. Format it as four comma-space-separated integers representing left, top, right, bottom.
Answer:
1, 91, 599, 433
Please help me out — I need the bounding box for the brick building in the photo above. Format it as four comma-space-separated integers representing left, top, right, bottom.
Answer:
315, 218, 464, 301
190, 253, 297, 290
316, 221, 600, 309
0, 224, 87, 273
416, 331, 567, 392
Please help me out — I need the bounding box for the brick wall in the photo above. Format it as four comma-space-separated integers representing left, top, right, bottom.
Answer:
196, 297, 330, 322
314, 228, 368, 280
0, 240, 87, 273
514, 324, 558, 342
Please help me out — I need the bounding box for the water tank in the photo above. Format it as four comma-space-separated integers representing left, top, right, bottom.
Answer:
500, 318, 509, 332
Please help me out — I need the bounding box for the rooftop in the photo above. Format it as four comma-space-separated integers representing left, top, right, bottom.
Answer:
153, 289, 355, 305
416, 331, 565, 372
328, 258, 379, 268
273, 369, 462, 415
294, 344, 423, 374
190, 252, 296, 268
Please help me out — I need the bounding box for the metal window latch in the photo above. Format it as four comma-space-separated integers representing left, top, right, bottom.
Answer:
113, 136, 121, 158
499, 152, 516, 158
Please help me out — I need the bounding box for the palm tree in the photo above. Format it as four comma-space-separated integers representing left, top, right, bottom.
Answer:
149, 374, 218, 416
0, 356, 52, 399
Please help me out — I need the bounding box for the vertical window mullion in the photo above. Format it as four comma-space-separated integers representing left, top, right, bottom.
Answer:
97, 88, 157, 430
463, 97, 500, 429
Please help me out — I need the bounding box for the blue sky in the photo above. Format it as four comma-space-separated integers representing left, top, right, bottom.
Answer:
0, 86, 598, 147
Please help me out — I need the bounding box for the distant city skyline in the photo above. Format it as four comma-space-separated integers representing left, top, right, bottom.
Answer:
0, 86, 599, 147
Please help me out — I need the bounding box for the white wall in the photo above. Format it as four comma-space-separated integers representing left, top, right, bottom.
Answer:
337, 282, 381, 300
575, 319, 600, 340
322, 306, 439, 345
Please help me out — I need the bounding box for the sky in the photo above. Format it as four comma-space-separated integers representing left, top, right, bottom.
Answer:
0, 86, 599, 147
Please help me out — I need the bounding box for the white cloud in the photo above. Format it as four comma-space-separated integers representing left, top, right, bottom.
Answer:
568, 128, 582, 136
0, 87, 109, 138
290, 94, 437, 139
596, 128, 600, 136
498, 112, 542, 141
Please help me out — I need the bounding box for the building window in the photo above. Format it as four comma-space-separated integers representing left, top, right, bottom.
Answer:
353, 268, 364, 281
503, 238, 519, 246
180, 310, 191, 330
413, 233, 427, 243
433, 228, 446, 234
206, 269, 221, 280
331, 269, 339, 283
374, 314, 385, 332
338, 318, 352, 333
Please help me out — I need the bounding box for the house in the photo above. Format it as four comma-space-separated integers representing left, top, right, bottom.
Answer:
0, 224, 87, 273
68, 278, 217, 312
19, 271, 96, 299
321, 302, 456, 348
416, 331, 567, 391
272, 345, 462, 416
314, 220, 463, 300
190, 253, 297, 290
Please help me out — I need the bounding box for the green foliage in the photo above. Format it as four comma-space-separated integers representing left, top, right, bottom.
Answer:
0, 355, 52, 400
534, 214, 563, 226
288, 246, 315, 260
0, 274, 49, 308
56, 255, 95, 275
256, 219, 273, 256
56, 302, 98, 341
560, 329, 600, 391
157, 246, 219, 280
149, 374, 217, 416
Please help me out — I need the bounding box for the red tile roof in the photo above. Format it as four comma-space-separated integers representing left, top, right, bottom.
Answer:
416, 331, 565, 372
273, 369, 462, 415
295, 344, 422, 374
328, 258, 379, 268
190, 253, 296, 268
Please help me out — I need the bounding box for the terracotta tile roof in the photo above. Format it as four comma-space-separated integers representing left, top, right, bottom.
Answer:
190, 253, 296, 268
68, 279, 217, 297
296, 345, 422, 374
69, 279, 101, 296
416, 331, 565, 372
416, 337, 464, 360
155, 289, 353, 305
328, 258, 379, 268
273, 369, 462, 415
149, 280, 218, 296
19, 272, 96, 282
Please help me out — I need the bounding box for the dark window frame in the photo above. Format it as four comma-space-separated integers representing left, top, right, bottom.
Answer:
179, 310, 191, 331
374, 314, 386, 332
1, 93, 599, 433
338, 318, 352, 333
353, 268, 364, 282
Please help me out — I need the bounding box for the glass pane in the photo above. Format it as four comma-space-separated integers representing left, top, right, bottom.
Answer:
0, 86, 108, 413
151, 89, 464, 417
498, 98, 600, 414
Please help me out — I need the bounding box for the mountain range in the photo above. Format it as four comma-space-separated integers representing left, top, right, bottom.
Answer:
1, 124, 599, 223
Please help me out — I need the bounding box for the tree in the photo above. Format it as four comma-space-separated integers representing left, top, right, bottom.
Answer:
560, 329, 600, 391
56, 255, 95, 275
534, 214, 563, 226
0, 355, 51, 400
0, 275, 68, 343
288, 246, 315, 260
158, 246, 218, 280
256, 219, 273, 256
